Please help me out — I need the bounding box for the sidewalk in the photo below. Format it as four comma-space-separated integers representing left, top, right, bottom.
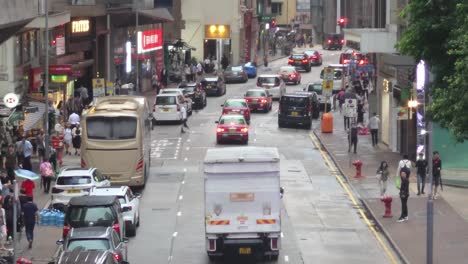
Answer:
11, 153, 80, 263
313, 110, 468, 264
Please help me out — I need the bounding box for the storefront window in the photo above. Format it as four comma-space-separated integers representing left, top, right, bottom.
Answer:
22, 33, 30, 64
29, 31, 36, 59
15, 36, 21, 66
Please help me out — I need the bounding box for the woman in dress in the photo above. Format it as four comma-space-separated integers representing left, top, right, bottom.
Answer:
72, 123, 82, 156
63, 123, 73, 155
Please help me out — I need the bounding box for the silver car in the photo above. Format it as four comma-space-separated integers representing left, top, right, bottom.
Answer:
256, 74, 286, 100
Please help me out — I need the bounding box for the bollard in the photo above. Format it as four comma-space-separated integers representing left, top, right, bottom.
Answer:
380, 196, 393, 218
352, 160, 363, 178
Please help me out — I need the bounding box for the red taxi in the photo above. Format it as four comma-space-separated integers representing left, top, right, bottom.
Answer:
221, 98, 251, 124
244, 89, 272, 113
278, 66, 301, 85
215, 115, 249, 144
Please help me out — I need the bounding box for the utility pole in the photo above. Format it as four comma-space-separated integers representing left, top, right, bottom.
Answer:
44, 0, 50, 159
106, 14, 111, 88
135, 6, 139, 93
336, 0, 341, 33
426, 93, 434, 264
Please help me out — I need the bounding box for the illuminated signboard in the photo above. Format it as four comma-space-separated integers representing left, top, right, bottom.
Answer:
72, 19, 90, 33
137, 29, 163, 53
51, 75, 68, 83
205, 25, 231, 39
70, 18, 92, 38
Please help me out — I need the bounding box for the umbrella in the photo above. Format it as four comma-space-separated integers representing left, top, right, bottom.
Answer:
14, 169, 40, 181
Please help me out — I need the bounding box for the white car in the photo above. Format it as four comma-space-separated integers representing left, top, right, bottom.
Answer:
159, 88, 193, 115
153, 94, 184, 123
51, 167, 110, 210
256, 74, 286, 100
89, 186, 141, 237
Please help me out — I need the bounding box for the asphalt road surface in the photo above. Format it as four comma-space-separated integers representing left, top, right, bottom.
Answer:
127, 48, 398, 264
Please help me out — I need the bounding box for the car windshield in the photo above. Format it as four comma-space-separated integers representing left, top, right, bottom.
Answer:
228, 66, 243, 72
182, 87, 196, 93
246, 90, 266, 97
308, 84, 322, 93
67, 239, 110, 251
281, 97, 308, 107
280, 67, 296, 73
160, 90, 180, 94
155, 96, 176, 105
320, 70, 343, 80
304, 51, 317, 57
57, 176, 92, 185
291, 54, 304, 59
257, 77, 277, 84
220, 117, 245, 125
224, 100, 247, 107
86, 116, 137, 140
67, 206, 115, 227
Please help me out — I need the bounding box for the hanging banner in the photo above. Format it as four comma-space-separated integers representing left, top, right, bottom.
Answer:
137, 28, 163, 54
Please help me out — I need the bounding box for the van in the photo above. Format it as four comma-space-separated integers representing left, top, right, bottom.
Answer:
256, 75, 286, 100
153, 94, 183, 123
278, 93, 319, 129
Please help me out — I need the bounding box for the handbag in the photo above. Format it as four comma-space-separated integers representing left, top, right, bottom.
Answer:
395, 176, 401, 189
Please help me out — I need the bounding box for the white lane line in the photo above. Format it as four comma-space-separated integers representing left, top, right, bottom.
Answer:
179, 195, 183, 200
184, 157, 188, 161
254, 138, 257, 142
186, 147, 190, 150
183, 168, 187, 172
281, 232, 284, 238
173, 232, 178, 237
187, 139, 191, 142
285, 255, 289, 262
177, 211, 182, 216
181, 181, 185, 184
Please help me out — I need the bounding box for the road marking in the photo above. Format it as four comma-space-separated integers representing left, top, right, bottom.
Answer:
183, 168, 187, 172
181, 180, 185, 184
280, 232, 284, 238
309, 133, 399, 264
179, 195, 183, 200
184, 157, 188, 161
284, 255, 289, 262
186, 147, 190, 150
173, 232, 178, 237
177, 211, 182, 216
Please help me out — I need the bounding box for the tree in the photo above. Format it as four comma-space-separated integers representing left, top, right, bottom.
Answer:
396, 0, 468, 142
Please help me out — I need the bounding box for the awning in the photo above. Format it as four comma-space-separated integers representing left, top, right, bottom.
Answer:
22, 102, 46, 132
108, 7, 174, 28
0, 19, 33, 45
139, 8, 174, 22
25, 11, 70, 29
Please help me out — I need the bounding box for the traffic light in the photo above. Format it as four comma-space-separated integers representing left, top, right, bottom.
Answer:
337, 17, 347, 26
270, 19, 276, 27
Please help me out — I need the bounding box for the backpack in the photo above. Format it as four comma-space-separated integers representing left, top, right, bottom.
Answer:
401, 160, 411, 170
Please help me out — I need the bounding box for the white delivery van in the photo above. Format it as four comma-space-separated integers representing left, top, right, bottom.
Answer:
204, 147, 281, 261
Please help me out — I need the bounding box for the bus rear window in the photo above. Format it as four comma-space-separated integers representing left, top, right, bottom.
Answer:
86, 116, 137, 140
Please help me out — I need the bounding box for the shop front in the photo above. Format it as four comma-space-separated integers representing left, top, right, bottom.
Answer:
204, 25, 231, 67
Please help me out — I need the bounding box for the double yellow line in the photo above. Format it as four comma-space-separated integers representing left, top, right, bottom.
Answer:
309, 133, 399, 264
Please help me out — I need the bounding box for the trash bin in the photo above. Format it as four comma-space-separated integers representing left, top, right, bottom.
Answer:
321, 113, 333, 133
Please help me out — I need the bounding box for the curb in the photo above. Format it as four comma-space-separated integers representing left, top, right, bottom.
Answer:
312, 129, 410, 264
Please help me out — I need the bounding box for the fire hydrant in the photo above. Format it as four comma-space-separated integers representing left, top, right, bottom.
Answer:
380, 196, 393, 218
352, 160, 363, 178
17, 258, 32, 264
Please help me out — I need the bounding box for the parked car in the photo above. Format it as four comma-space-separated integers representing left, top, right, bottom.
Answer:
63, 196, 125, 239
56, 249, 122, 264
153, 94, 184, 124
288, 53, 311, 72
90, 186, 141, 237
58, 227, 128, 264
243, 62, 257, 78
278, 93, 319, 129
303, 50, 323, 66
256, 75, 286, 100
215, 114, 249, 145
223, 65, 248, 83
178, 82, 207, 109
158, 88, 192, 115
201, 76, 226, 96
278, 66, 301, 85
323, 33, 344, 50
221, 98, 251, 124
51, 167, 110, 210
304, 82, 332, 112
244, 89, 272, 113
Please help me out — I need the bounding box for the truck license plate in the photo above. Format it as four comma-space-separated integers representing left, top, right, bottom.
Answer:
239, 248, 251, 255
291, 111, 298, 116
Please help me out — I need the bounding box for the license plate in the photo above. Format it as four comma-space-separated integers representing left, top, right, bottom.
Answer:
291, 111, 298, 116
295, 61, 301, 65
229, 129, 236, 133
66, 189, 81, 194
239, 248, 251, 255
163, 108, 169, 112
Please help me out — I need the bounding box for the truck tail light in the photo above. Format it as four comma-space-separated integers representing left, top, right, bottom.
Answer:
260, 99, 267, 103
136, 158, 143, 172
271, 237, 279, 250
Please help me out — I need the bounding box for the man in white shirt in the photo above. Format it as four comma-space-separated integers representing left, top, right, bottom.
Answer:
368, 112, 380, 146
397, 154, 412, 178
180, 105, 189, 133
21, 137, 33, 171
68, 112, 80, 129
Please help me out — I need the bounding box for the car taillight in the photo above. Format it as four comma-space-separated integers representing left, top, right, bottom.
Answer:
136, 158, 143, 172
113, 253, 122, 261
51, 187, 64, 194
260, 99, 267, 103
271, 237, 279, 250
240, 127, 248, 133
245, 98, 251, 102
291, 74, 296, 78
327, 39, 332, 44
311, 55, 317, 59
302, 59, 308, 63
216, 128, 225, 133
288, 58, 293, 63
62, 225, 70, 238
359, 59, 365, 65
340, 39, 345, 44
112, 223, 120, 235
80, 158, 86, 168
208, 239, 216, 251
344, 59, 350, 64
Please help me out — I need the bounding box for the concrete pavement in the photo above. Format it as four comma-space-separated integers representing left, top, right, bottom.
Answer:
313, 109, 468, 264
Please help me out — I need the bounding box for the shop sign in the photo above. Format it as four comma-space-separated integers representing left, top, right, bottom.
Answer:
29, 67, 43, 91
49, 65, 72, 75
51, 74, 68, 83
205, 25, 231, 39
72, 19, 90, 34
137, 29, 163, 53
92, 78, 105, 97
56, 37, 66, 56
72, 70, 82, 77
3, 93, 19, 108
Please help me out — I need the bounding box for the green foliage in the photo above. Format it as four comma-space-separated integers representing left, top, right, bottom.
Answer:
396, 0, 468, 142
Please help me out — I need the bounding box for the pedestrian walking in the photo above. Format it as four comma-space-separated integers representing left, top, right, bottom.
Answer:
2, 144, 17, 183
72, 124, 81, 156
63, 124, 73, 155
397, 169, 410, 222
337, 89, 345, 113
21, 137, 33, 171
20, 178, 35, 199
48, 145, 57, 173
65, 96, 73, 118
0, 171, 11, 197
180, 104, 189, 133
191, 64, 197, 82
432, 151, 443, 199
3, 194, 16, 240
79, 86, 89, 107
22, 196, 38, 249
39, 157, 54, 193
68, 112, 80, 129
415, 152, 427, 195
221, 55, 229, 71
396, 154, 412, 178
15, 137, 23, 165
0, 202, 6, 250
368, 113, 380, 146
184, 64, 191, 82
348, 123, 358, 154
35, 129, 45, 162
376, 161, 389, 197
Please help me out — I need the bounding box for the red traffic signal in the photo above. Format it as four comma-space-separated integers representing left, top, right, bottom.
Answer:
337, 17, 347, 25
271, 19, 276, 26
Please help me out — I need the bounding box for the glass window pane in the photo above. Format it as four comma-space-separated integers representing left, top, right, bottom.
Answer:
67, 239, 110, 251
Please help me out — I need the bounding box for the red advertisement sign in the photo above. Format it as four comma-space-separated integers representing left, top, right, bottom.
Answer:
29, 67, 43, 91
49, 64, 72, 75
138, 29, 163, 53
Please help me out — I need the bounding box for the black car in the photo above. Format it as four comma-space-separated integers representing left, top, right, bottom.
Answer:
56, 250, 122, 264
278, 92, 320, 129
201, 76, 226, 96
223, 65, 248, 83
287, 53, 311, 72
178, 82, 207, 109
323, 33, 344, 50
63, 196, 125, 239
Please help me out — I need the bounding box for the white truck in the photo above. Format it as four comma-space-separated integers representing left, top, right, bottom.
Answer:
204, 147, 281, 261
